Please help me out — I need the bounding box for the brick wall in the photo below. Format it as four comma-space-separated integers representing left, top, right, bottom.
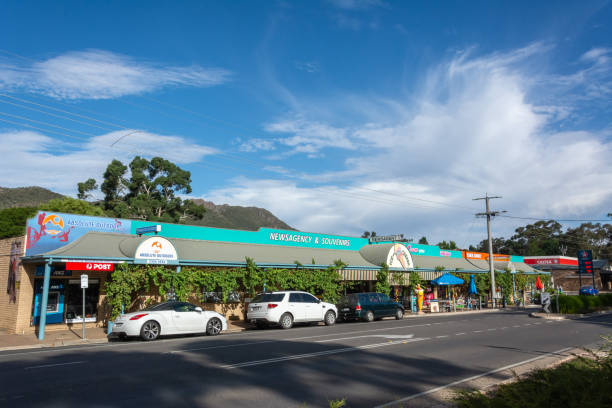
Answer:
0, 236, 27, 333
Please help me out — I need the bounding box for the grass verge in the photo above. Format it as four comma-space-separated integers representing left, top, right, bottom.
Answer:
454, 340, 611, 408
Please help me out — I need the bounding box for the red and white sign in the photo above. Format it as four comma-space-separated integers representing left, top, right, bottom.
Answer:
66, 262, 114, 271
523, 256, 578, 266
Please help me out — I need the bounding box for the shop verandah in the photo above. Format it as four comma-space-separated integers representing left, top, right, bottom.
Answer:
8, 229, 548, 340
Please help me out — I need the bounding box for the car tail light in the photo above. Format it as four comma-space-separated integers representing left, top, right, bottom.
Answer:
355, 305, 361, 311
129, 313, 149, 320
267, 304, 278, 309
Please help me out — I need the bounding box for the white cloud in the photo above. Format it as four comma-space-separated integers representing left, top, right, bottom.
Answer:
211, 44, 612, 244
0, 50, 231, 99
259, 116, 357, 157
0, 129, 217, 195
328, 0, 386, 10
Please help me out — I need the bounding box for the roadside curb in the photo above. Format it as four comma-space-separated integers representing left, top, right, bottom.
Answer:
0, 309, 511, 352
529, 309, 612, 320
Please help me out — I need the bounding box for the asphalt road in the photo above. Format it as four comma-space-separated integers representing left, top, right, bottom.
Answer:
1, 310, 610, 407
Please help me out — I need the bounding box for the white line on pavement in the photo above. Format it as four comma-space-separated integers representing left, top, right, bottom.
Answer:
316, 334, 414, 343
170, 322, 436, 353
24, 361, 86, 370
220, 338, 427, 369
474, 330, 483, 333
435, 335, 448, 338
455, 333, 466, 336
374, 346, 574, 408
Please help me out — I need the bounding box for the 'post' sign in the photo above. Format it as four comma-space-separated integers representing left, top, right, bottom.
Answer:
66, 262, 114, 271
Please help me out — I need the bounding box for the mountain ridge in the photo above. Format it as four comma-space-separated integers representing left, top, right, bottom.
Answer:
0, 186, 295, 232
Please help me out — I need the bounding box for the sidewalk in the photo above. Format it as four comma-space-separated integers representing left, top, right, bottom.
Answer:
0, 308, 505, 352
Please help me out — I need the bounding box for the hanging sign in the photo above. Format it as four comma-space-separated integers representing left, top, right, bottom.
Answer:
81, 274, 89, 289
134, 237, 178, 265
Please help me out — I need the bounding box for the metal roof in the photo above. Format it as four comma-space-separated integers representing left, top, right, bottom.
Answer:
411, 255, 487, 272
36, 232, 381, 269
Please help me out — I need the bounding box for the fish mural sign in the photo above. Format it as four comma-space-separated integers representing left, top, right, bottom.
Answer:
26, 211, 132, 256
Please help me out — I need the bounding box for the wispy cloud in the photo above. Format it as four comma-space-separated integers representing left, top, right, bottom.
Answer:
215, 44, 612, 242
0, 50, 231, 99
295, 61, 321, 73
263, 116, 357, 157
0, 129, 217, 194
328, 0, 386, 10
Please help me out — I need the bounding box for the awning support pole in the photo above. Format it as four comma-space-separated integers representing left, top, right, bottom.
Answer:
38, 259, 51, 341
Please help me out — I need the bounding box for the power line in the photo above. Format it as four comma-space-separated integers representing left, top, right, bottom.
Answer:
499, 214, 611, 222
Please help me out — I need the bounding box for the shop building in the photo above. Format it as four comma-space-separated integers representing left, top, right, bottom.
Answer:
1, 211, 542, 339
524, 256, 610, 291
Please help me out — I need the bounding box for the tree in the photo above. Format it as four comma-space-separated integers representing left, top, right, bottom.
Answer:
81, 156, 205, 223
562, 223, 612, 259
510, 220, 563, 256
437, 240, 459, 250
418, 236, 429, 245
375, 263, 391, 295
0, 207, 37, 238
361, 231, 377, 238
77, 178, 98, 200
40, 197, 106, 216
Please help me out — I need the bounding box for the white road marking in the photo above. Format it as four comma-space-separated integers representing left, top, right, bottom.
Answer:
24, 361, 86, 370
513, 325, 521, 328
435, 335, 448, 338
171, 322, 433, 353
474, 330, 483, 333
374, 347, 574, 408
455, 333, 466, 336
221, 338, 427, 369
316, 334, 414, 343
487, 328, 496, 331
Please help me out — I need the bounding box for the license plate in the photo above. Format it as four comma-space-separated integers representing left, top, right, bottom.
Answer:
251, 306, 260, 311
342, 308, 350, 311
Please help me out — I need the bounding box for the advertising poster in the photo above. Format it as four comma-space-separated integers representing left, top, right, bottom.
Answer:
7, 239, 23, 303
25, 211, 132, 256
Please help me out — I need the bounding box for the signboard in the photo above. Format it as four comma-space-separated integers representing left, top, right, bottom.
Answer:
80, 274, 89, 289
523, 256, 578, 266
136, 225, 161, 235
577, 250, 593, 274
134, 237, 178, 265
386, 244, 414, 270
370, 234, 405, 243
26, 212, 131, 256
66, 262, 114, 272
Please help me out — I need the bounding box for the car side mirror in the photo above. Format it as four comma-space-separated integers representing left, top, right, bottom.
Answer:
195, 307, 203, 312
317, 299, 321, 304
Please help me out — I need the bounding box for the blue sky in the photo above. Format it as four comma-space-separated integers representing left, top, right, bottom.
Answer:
1, 0, 611, 247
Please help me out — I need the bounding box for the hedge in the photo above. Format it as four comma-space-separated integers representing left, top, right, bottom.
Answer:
553, 294, 612, 314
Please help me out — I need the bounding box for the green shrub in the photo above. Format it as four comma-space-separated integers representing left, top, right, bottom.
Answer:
554, 294, 610, 314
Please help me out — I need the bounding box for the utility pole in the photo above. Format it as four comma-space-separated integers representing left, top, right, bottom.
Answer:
474, 194, 505, 308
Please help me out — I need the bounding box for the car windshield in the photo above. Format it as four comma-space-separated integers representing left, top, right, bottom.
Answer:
142, 302, 176, 311
251, 293, 285, 303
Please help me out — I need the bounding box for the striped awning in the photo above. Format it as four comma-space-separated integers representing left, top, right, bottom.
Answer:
339, 269, 378, 281
416, 270, 444, 281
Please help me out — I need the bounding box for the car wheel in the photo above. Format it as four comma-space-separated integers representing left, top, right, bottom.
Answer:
364, 310, 374, 322
324, 310, 336, 326
206, 318, 223, 336
395, 308, 404, 320
279, 313, 293, 329
140, 320, 160, 341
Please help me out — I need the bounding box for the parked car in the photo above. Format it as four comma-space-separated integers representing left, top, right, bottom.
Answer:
579, 285, 599, 296
110, 301, 228, 341
247, 291, 337, 329
337, 292, 404, 322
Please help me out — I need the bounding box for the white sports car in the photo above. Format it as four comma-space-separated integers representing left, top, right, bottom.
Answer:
110, 301, 228, 341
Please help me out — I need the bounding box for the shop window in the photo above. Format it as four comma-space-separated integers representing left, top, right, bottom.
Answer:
64, 279, 100, 323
